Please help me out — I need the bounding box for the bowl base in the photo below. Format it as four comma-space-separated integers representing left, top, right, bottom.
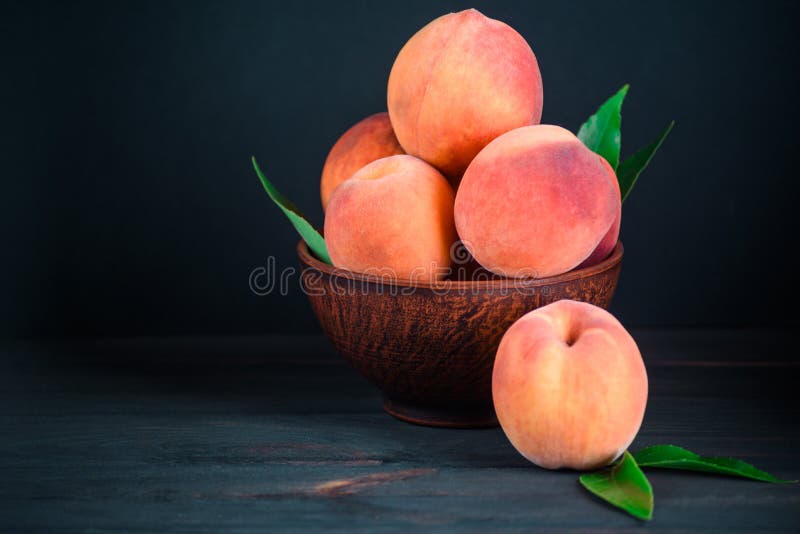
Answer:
383, 397, 498, 428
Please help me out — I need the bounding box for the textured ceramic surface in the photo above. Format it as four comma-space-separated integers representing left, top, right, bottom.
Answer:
298, 240, 623, 428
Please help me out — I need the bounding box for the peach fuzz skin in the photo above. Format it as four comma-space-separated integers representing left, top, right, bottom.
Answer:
492, 300, 648, 470
320, 112, 404, 210
578, 157, 622, 268
387, 9, 543, 181
454, 125, 619, 278
323, 155, 457, 281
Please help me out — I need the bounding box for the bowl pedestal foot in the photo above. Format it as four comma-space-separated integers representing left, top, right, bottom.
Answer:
383, 397, 498, 428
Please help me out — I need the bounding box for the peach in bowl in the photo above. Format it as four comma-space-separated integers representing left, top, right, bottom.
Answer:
250, 9, 670, 429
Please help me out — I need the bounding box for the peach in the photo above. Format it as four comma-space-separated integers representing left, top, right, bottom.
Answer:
387, 9, 543, 180
492, 300, 648, 470
454, 125, 619, 278
324, 155, 457, 280
577, 157, 622, 269
320, 112, 404, 210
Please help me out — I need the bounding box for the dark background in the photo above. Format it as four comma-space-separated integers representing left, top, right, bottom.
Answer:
2, 0, 798, 339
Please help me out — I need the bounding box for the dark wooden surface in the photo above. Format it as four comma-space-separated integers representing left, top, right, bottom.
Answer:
1, 329, 799, 532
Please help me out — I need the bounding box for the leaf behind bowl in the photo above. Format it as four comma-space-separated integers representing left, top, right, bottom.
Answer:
633, 445, 796, 483
252, 157, 332, 264
617, 121, 674, 202
577, 84, 629, 170
579, 451, 653, 520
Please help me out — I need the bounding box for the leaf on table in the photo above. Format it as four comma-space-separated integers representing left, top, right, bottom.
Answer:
633, 445, 796, 483
579, 451, 653, 521
617, 121, 674, 203
251, 157, 332, 264
577, 84, 629, 170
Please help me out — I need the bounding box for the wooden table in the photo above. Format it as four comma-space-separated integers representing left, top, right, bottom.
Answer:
1, 329, 798, 531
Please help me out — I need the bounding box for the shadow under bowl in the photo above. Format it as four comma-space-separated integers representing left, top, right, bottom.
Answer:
298, 240, 623, 428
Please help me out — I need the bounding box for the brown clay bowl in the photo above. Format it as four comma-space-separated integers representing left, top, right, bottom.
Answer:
298, 240, 623, 428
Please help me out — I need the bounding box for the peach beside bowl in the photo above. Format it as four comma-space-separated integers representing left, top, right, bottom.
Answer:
298, 240, 624, 428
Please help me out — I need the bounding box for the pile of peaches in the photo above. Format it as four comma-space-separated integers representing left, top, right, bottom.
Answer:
321, 9, 620, 282
282, 10, 653, 470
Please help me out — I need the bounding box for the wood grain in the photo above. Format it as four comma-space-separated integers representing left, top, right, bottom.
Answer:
1, 332, 798, 531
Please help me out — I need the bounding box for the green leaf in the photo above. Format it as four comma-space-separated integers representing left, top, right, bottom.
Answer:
251, 157, 332, 264
617, 121, 674, 203
580, 451, 653, 521
577, 84, 629, 170
633, 445, 797, 483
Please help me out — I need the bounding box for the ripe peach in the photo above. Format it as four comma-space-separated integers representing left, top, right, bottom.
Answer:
324, 155, 457, 280
492, 300, 648, 470
387, 9, 543, 180
577, 157, 622, 269
320, 112, 404, 210
454, 125, 619, 278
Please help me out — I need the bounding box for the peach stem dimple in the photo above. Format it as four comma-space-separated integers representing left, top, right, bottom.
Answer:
564, 322, 582, 347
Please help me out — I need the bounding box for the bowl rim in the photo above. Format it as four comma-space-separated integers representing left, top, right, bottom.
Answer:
297, 239, 623, 289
